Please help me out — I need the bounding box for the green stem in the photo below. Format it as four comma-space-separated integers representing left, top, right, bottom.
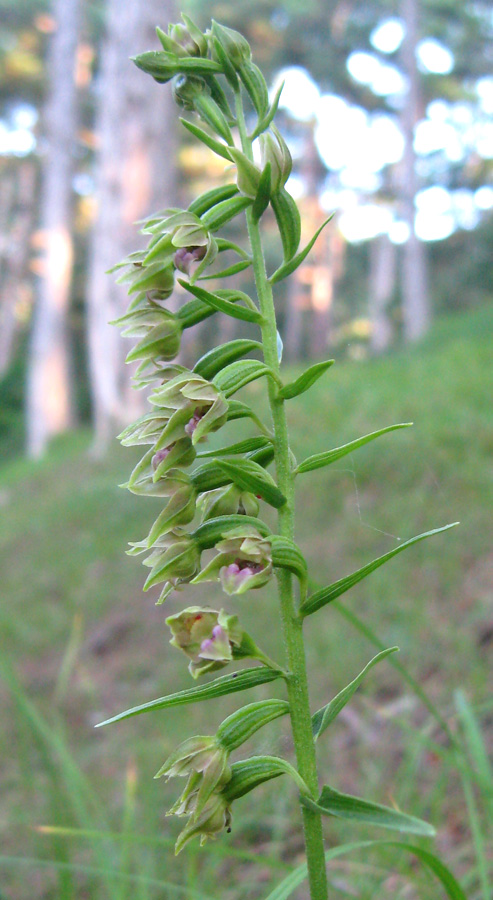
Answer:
235, 91, 328, 900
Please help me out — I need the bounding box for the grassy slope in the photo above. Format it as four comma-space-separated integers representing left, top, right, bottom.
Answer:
1, 304, 492, 899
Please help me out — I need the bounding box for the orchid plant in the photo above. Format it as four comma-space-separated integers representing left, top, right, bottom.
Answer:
100, 16, 460, 900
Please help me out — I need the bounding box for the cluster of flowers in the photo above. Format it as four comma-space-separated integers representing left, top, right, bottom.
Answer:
112, 16, 290, 852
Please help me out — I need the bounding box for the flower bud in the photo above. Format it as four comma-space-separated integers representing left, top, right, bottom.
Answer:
260, 126, 292, 193
168, 23, 206, 57
197, 485, 260, 522
193, 527, 273, 595
150, 372, 228, 445
173, 245, 207, 275
157, 735, 231, 817
142, 529, 200, 596
210, 21, 251, 69
166, 607, 246, 678
172, 74, 209, 111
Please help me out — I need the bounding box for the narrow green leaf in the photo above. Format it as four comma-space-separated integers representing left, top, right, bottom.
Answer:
191, 515, 270, 549
271, 189, 301, 262
213, 359, 275, 397
95, 667, 281, 728
251, 80, 285, 140
201, 195, 252, 231
269, 215, 334, 284
226, 399, 272, 436
180, 118, 233, 161
215, 458, 286, 508
224, 756, 308, 803
197, 436, 271, 458
312, 647, 399, 741
302, 785, 435, 836
270, 535, 307, 584
199, 259, 252, 280
181, 280, 263, 324
297, 423, 413, 474
193, 339, 262, 380
188, 183, 238, 216
301, 523, 459, 617
176, 297, 213, 329
216, 700, 289, 752
263, 840, 467, 900
211, 34, 239, 89
238, 61, 269, 117
279, 360, 334, 400
215, 238, 251, 260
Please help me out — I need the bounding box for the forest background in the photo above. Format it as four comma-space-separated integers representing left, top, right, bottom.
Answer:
0, 0, 492, 898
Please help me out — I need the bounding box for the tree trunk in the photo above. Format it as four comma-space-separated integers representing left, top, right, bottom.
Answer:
400, 0, 430, 342
26, 0, 80, 457
86, 0, 178, 454
369, 234, 395, 354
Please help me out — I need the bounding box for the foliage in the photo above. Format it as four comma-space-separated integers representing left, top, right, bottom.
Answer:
96, 16, 466, 900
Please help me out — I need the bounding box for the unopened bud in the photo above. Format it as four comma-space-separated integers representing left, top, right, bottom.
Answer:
260, 127, 292, 193
172, 74, 209, 111
210, 21, 251, 69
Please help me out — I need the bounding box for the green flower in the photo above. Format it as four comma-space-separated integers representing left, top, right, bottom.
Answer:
166, 607, 250, 678
173, 790, 232, 854
197, 484, 260, 522
150, 371, 228, 445
193, 526, 273, 595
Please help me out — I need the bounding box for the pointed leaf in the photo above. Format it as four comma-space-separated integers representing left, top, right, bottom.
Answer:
302, 785, 435, 836
312, 648, 399, 741
199, 259, 251, 280
180, 117, 233, 161
279, 360, 334, 400
213, 359, 275, 397
270, 536, 307, 584
194, 339, 262, 380
216, 700, 289, 752
95, 667, 281, 728
188, 183, 239, 216
191, 514, 270, 550
197, 436, 271, 458
297, 423, 413, 474
226, 399, 272, 436
201, 195, 252, 231
301, 523, 459, 617
238, 61, 269, 117
180, 280, 263, 324
271, 188, 301, 262
251, 80, 285, 140
270, 215, 334, 284
216, 458, 286, 508
224, 756, 309, 803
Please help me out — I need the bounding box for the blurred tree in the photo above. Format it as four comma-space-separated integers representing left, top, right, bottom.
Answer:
25, 0, 81, 458
86, 0, 178, 453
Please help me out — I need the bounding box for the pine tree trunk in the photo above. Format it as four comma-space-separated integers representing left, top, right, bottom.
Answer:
26, 0, 80, 457
369, 234, 395, 354
86, 0, 178, 454
400, 0, 430, 342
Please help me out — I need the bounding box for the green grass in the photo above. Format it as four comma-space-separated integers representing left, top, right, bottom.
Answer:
1, 304, 492, 898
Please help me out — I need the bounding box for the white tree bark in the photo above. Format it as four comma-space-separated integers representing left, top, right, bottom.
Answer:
86, 0, 178, 454
400, 0, 430, 342
26, 0, 81, 457
369, 234, 395, 354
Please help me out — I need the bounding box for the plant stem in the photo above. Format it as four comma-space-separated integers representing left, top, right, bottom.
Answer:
235, 92, 329, 900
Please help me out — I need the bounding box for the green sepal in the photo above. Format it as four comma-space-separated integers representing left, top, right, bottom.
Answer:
302, 785, 435, 837
215, 458, 286, 509
279, 360, 334, 401
301, 523, 459, 617
251, 80, 285, 140
180, 117, 233, 161
271, 188, 301, 262
201, 195, 252, 231
194, 339, 262, 380
197, 436, 270, 458
228, 147, 262, 199
191, 514, 270, 549
297, 423, 413, 474
180, 280, 263, 324
95, 667, 282, 728
213, 359, 276, 397
223, 756, 309, 803
252, 162, 272, 221
238, 61, 269, 118
188, 183, 238, 216
216, 700, 289, 752
211, 34, 239, 89
199, 259, 252, 280
270, 215, 334, 284
312, 647, 399, 741
270, 535, 307, 585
